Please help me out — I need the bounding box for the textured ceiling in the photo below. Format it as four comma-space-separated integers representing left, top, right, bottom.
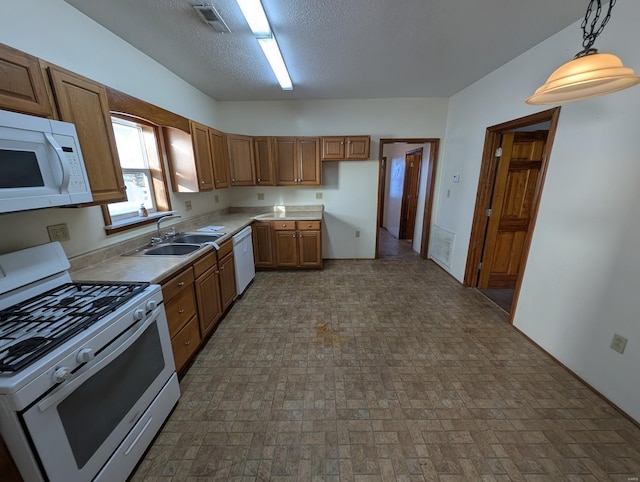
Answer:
63, 0, 589, 101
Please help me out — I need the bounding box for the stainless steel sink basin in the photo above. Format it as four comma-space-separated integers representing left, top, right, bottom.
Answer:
143, 244, 202, 256
172, 233, 225, 244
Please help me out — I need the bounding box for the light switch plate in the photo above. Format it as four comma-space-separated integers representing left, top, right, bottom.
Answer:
610, 333, 628, 354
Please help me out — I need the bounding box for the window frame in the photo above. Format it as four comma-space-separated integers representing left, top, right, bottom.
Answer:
102, 114, 172, 235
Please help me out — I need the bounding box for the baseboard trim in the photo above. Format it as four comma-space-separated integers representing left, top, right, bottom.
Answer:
511, 325, 640, 430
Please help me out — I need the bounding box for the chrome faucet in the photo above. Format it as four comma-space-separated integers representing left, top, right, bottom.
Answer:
155, 214, 181, 241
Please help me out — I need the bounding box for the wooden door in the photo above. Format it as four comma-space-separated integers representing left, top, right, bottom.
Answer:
298, 230, 322, 268
252, 221, 274, 268
274, 230, 298, 267
275, 137, 297, 185
254, 136, 276, 185
0, 43, 53, 117
298, 137, 321, 185
227, 134, 256, 186
219, 253, 237, 310
478, 131, 547, 288
47, 65, 126, 203
195, 266, 223, 337
189, 121, 214, 191
398, 149, 422, 239
209, 128, 230, 189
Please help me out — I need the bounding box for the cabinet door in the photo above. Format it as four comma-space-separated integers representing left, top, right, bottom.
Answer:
219, 252, 237, 310
254, 136, 276, 186
346, 136, 370, 159
298, 137, 321, 185
189, 120, 214, 191
0, 43, 53, 117
252, 221, 274, 268
274, 230, 298, 267
227, 134, 256, 186
196, 266, 223, 337
321, 137, 345, 161
274, 137, 297, 186
298, 230, 322, 268
47, 65, 126, 203
209, 128, 230, 189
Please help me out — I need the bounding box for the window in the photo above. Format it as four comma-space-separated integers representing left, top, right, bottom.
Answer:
102, 116, 171, 234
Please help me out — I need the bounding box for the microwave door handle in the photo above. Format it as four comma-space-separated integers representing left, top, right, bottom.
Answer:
44, 133, 71, 192
37, 310, 159, 413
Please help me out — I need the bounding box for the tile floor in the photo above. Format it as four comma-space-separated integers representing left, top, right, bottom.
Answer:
132, 253, 640, 481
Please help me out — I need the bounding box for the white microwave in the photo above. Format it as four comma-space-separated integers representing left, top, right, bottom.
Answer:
0, 109, 92, 213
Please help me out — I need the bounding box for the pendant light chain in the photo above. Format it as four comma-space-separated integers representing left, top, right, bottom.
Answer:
580, 0, 616, 54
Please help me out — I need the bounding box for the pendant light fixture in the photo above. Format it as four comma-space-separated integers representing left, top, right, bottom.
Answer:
526, 0, 640, 105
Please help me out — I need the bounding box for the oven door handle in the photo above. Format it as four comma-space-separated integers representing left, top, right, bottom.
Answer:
37, 311, 159, 413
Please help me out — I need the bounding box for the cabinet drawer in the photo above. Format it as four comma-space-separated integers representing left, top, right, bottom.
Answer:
273, 221, 296, 231
171, 316, 201, 373
217, 239, 233, 258
193, 250, 217, 278
162, 267, 194, 302
297, 220, 321, 231
165, 286, 197, 337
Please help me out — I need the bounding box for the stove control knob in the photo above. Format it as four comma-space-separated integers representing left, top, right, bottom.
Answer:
52, 367, 72, 383
76, 348, 95, 363
146, 300, 158, 311
133, 308, 145, 320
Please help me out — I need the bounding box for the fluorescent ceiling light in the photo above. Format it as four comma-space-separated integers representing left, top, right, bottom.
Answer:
235, 0, 293, 91
258, 36, 293, 90
235, 0, 271, 36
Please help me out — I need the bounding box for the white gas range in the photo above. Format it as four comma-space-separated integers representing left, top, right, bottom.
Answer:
0, 242, 180, 482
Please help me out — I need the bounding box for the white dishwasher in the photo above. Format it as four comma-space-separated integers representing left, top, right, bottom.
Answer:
233, 225, 256, 295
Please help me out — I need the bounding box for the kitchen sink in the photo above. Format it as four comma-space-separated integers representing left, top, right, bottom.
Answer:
171, 232, 225, 244
143, 244, 202, 256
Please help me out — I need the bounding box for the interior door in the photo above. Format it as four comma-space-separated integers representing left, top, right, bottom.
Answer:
478, 131, 547, 288
398, 149, 422, 239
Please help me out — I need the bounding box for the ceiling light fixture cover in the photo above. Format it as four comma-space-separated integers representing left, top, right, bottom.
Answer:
526, 0, 640, 105
235, 0, 293, 91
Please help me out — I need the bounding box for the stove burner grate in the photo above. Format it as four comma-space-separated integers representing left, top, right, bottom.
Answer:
0, 282, 149, 372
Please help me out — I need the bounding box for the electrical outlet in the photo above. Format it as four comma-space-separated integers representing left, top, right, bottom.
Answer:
316, 192, 323, 200
185, 200, 192, 211
257, 193, 265, 200
355, 230, 360, 238
610, 333, 628, 354
214, 195, 219, 203
47, 223, 70, 242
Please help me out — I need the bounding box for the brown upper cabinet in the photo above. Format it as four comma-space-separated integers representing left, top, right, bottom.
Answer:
227, 134, 256, 186
321, 135, 370, 161
253, 136, 276, 186
209, 128, 230, 189
0, 43, 53, 118
46, 65, 127, 204
165, 123, 230, 193
275, 137, 321, 186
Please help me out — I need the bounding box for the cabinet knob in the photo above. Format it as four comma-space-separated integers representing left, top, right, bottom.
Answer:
257, 178, 261, 181
179, 309, 185, 314
292, 234, 296, 238
178, 281, 185, 286
201, 181, 205, 184
307, 224, 312, 227
121, 185, 127, 190
184, 340, 191, 346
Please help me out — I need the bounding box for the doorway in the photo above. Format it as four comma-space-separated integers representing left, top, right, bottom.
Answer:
376, 139, 439, 259
464, 108, 561, 319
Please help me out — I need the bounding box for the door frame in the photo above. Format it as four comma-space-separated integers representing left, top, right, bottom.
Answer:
463, 107, 561, 321
376, 138, 440, 259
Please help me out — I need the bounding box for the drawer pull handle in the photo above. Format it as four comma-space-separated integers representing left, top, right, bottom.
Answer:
178, 281, 185, 286
307, 224, 312, 227
179, 309, 185, 314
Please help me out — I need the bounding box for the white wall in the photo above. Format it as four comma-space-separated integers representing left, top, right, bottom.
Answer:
437, 2, 640, 421
0, 0, 229, 257
219, 99, 449, 258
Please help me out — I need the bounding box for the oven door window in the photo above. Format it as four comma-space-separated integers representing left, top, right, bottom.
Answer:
58, 323, 164, 469
22, 313, 175, 482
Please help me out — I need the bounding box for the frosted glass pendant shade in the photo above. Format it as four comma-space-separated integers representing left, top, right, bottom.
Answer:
526, 52, 640, 105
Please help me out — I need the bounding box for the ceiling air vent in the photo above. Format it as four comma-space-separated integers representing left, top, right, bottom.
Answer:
193, 4, 230, 33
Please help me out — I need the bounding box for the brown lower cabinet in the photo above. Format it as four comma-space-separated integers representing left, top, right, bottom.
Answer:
162, 239, 236, 374
0, 434, 21, 482
259, 220, 322, 269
